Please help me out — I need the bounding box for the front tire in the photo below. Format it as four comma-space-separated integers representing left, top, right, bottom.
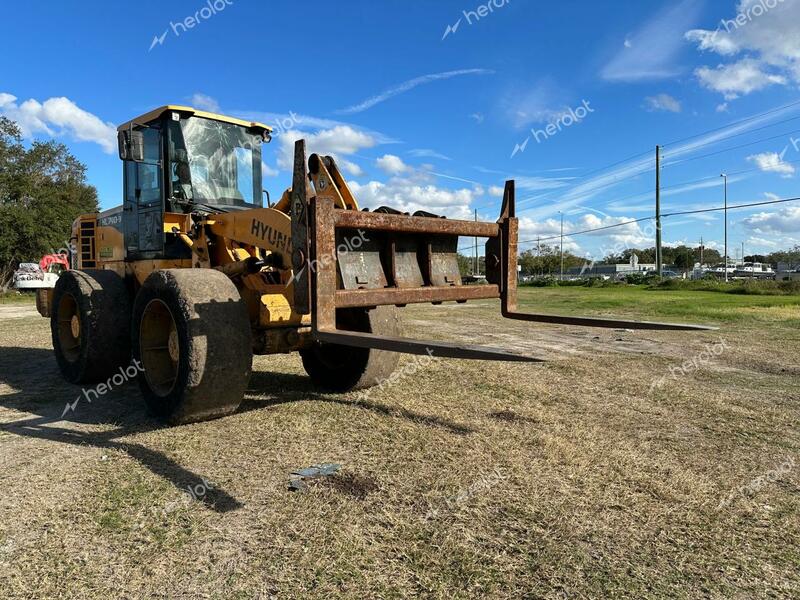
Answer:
300, 306, 401, 392
51, 269, 131, 384
131, 269, 253, 425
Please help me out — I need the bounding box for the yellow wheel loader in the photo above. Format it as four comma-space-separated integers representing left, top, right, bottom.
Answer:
36, 106, 712, 424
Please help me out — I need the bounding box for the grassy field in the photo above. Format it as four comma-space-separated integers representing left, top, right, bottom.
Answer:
518, 284, 800, 324
0, 287, 798, 598
0, 291, 37, 304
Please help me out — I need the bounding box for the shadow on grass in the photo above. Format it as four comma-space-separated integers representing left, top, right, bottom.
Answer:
0, 347, 243, 513
247, 370, 476, 435
0, 347, 474, 513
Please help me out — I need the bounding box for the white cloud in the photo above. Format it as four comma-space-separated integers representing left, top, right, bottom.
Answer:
686, 0, 800, 99
716, 102, 730, 112
694, 58, 786, 99
190, 93, 220, 113
0, 93, 116, 153
601, 0, 704, 81
340, 159, 364, 177
500, 79, 575, 129
488, 185, 505, 197
376, 154, 410, 175
516, 213, 657, 256
743, 206, 800, 234
408, 148, 451, 161
747, 151, 795, 177
336, 69, 493, 114
236, 110, 398, 146
349, 179, 478, 220
644, 93, 682, 113
685, 29, 739, 56
470, 113, 485, 124
276, 125, 377, 171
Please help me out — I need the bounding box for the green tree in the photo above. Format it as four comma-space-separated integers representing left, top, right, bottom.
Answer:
517, 244, 583, 276
766, 246, 800, 267
457, 253, 485, 277
0, 117, 98, 289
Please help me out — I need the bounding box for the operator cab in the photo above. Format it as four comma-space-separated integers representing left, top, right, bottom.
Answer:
117, 105, 271, 259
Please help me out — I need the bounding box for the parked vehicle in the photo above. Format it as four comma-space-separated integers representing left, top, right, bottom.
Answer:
733, 262, 775, 279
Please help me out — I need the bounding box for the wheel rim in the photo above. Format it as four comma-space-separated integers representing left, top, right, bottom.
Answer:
57, 292, 81, 363
140, 299, 179, 397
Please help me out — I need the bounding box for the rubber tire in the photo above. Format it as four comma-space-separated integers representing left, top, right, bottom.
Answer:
300, 306, 401, 392
51, 269, 132, 384
131, 269, 253, 425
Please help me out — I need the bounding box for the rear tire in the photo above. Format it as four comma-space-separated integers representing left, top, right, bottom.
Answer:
131, 269, 253, 425
300, 306, 401, 392
51, 269, 131, 384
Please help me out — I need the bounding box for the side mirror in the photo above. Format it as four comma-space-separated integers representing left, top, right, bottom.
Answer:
118, 130, 145, 162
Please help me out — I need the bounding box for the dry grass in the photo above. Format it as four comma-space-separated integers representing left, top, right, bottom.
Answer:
0, 289, 798, 599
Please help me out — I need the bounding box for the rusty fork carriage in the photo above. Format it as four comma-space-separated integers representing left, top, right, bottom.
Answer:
288, 141, 713, 363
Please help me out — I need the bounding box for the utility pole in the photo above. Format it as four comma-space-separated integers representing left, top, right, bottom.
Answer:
474, 209, 478, 275
559, 211, 564, 281
536, 235, 541, 277
721, 173, 728, 282
700, 236, 704, 266
655, 145, 663, 277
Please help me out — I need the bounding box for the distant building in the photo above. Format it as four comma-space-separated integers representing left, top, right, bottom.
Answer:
777, 261, 800, 272
566, 253, 657, 278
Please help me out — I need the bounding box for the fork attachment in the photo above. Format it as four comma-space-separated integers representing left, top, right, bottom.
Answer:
292, 148, 714, 363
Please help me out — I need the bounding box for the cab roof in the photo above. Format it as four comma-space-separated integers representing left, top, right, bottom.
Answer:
116, 105, 272, 133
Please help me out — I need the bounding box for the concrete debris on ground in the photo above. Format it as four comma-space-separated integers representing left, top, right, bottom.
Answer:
288, 463, 342, 492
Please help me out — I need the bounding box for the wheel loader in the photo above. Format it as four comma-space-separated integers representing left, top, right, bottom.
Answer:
35, 105, 712, 424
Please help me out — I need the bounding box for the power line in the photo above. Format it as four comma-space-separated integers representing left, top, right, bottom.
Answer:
661, 98, 800, 148
472, 103, 800, 216
662, 128, 800, 166
663, 195, 800, 218
469, 150, 653, 213
664, 113, 800, 153
518, 217, 653, 245
457, 195, 800, 252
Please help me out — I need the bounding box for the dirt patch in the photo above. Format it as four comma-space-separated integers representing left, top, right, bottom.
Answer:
0, 305, 39, 321
321, 472, 379, 500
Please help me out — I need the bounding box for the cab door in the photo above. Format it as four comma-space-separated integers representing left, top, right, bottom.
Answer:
123, 124, 164, 259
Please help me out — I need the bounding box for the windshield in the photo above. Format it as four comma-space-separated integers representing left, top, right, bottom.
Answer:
169, 116, 262, 208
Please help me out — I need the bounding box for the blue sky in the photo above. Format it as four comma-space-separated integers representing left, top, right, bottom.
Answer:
2, 0, 800, 260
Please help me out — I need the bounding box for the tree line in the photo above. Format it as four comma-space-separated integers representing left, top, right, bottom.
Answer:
0, 117, 98, 290
458, 243, 800, 277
